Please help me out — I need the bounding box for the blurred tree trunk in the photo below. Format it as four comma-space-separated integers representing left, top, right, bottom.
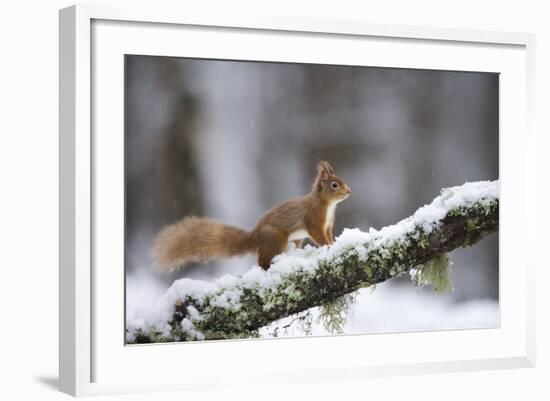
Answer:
125, 57, 205, 280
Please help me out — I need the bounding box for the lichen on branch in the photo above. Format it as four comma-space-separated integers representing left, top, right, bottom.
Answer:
127, 180, 499, 344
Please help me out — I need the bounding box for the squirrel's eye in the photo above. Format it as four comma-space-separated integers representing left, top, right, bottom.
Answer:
331, 181, 339, 189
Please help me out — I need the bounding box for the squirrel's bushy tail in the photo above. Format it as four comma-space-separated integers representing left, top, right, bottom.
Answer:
153, 217, 254, 272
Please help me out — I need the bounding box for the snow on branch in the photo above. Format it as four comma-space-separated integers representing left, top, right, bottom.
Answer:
127, 180, 499, 343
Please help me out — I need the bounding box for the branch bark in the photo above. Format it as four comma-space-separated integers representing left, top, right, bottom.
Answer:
128, 182, 499, 343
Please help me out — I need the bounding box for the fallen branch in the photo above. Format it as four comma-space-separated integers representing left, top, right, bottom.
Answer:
127, 180, 499, 343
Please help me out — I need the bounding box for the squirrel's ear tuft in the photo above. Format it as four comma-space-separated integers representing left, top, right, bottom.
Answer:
317, 160, 335, 176
313, 160, 332, 191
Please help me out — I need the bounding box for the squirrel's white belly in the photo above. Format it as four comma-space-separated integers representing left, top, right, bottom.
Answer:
288, 229, 309, 242
325, 202, 337, 230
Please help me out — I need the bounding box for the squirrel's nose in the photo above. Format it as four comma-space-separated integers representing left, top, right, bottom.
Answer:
346, 187, 351, 194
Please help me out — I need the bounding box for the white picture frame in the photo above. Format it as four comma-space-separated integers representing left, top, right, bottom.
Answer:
59, 3, 536, 397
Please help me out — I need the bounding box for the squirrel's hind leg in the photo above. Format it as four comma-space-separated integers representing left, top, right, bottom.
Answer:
257, 226, 288, 270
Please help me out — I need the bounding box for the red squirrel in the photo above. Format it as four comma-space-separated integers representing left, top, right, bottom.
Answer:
153, 161, 351, 271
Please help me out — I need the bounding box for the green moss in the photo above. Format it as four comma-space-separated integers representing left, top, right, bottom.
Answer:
363, 264, 373, 278
317, 293, 357, 334
263, 272, 310, 312
465, 218, 478, 231
413, 253, 453, 293
447, 199, 498, 218
200, 329, 260, 340
128, 328, 175, 344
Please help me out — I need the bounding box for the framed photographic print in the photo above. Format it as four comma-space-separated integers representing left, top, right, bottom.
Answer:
59, 4, 536, 397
